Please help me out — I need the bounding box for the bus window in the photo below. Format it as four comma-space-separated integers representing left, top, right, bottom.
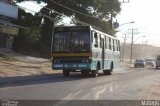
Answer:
94, 32, 98, 48
116, 40, 119, 51
54, 32, 71, 52
106, 37, 109, 50
91, 31, 94, 43
105, 36, 107, 49
99, 34, 102, 48
113, 39, 115, 51
109, 38, 112, 50
115, 40, 120, 51
118, 40, 120, 51
72, 31, 90, 52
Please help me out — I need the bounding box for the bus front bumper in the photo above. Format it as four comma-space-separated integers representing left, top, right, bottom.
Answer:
52, 63, 91, 70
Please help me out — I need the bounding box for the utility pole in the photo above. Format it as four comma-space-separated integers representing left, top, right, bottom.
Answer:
130, 29, 134, 63
129, 29, 139, 63
122, 34, 127, 61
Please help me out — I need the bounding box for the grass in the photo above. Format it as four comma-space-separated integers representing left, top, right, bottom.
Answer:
0, 54, 17, 61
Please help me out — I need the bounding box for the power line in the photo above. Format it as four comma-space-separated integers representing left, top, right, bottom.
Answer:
68, 0, 81, 6
34, 2, 102, 30
49, 0, 97, 19
68, 0, 86, 8
17, 2, 102, 31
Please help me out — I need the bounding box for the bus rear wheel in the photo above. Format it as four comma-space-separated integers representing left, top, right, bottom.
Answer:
92, 70, 98, 77
105, 63, 113, 75
81, 70, 89, 77
103, 69, 112, 75
103, 70, 108, 75
63, 70, 70, 77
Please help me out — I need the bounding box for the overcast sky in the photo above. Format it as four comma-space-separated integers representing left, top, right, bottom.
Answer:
117, 0, 160, 46
18, 0, 160, 46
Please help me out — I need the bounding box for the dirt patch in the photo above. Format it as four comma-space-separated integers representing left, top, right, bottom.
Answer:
135, 84, 160, 100
0, 60, 61, 78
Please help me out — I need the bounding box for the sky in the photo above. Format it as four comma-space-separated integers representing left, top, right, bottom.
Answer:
17, 1, 46, 13
116, 0, 160, 47
18, 0, 160, 47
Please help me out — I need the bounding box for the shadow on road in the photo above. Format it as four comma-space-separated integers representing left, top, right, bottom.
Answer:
0, 72, 113, 88
0, 73, 85, 88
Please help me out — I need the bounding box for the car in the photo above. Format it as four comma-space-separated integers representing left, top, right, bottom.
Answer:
134, 59, 145, 68
145, 58, 155, 67
156, 55, 160, 69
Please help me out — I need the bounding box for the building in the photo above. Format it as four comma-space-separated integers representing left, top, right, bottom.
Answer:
0, 0, 19, 49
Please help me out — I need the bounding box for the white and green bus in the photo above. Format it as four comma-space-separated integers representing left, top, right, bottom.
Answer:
52, 26, 120, 77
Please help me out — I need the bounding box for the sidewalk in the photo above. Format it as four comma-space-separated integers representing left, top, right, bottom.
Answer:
0, 48, 49, 64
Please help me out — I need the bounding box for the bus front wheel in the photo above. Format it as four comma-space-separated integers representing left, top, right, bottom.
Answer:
81, 70, 89, 77
92, 70, 98, 77
63, 70, 70, 77
92, 64, 99, 77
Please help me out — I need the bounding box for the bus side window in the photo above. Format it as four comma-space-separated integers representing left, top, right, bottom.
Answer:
118, 40, 120, 51
109, 38, 112, 50
94, 32, 98, 48
116, 40, 119, 51
99, 34, 102, 48
105, 36, 107, 49
91, 31, 94, 43
113, 39, 115, 51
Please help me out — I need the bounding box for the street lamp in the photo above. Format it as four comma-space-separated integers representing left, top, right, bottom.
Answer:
119, 21, 135, 27
114, 21, 135, 29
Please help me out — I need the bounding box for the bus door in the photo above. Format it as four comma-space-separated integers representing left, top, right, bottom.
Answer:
102, 38, 105, 69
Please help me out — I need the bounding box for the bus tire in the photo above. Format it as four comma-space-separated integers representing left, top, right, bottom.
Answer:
106, 70, 112, 75
81, 70, 89, 77
63, 70, 70, 77
107, 63, 113, 75
92, 70, 98, 77
92, 64, 99, 77
103, 70, 108, 75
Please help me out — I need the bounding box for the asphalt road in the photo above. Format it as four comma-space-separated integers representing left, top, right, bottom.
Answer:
0, 68, 160, 100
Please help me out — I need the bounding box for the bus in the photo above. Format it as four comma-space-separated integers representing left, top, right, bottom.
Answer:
51, 26, 120, 77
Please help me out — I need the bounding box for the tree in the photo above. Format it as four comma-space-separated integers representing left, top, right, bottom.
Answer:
15, 0, 121, 33
14, 0, 121, 56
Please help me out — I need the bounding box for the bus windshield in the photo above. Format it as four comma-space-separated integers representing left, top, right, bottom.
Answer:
53, 31, 90, 52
